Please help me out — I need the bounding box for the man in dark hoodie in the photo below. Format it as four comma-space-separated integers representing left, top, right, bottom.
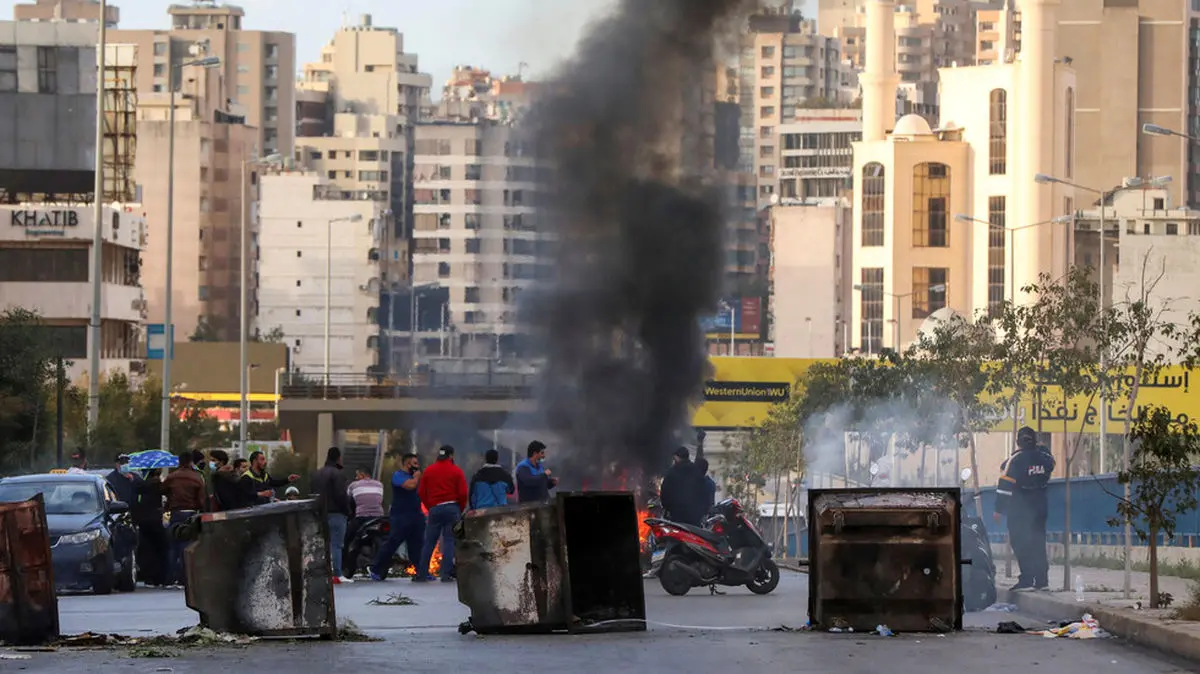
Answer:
312, 447, 351, 580
469, 449, 515, 510
208, 450, 241, 511
660, 447, 708, 526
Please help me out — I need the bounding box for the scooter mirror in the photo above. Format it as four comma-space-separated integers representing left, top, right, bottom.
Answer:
960, 468, 972, 482
869, 463, 880, 477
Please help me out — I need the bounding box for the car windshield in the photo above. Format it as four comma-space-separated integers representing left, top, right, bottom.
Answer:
0, 481, 101, 515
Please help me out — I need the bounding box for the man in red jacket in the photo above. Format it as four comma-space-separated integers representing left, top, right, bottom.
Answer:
416, 445, 468, 582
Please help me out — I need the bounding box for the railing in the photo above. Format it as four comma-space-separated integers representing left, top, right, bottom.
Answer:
279, 371, 537, 401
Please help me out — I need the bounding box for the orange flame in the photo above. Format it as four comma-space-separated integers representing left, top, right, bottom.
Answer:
402, 545, 443, 577
637, 509, 651, 551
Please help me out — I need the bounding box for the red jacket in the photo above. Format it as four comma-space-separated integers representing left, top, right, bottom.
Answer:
418, 459, 468, 511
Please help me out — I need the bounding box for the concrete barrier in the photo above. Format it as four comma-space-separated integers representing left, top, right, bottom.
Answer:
0, 495, 58, 645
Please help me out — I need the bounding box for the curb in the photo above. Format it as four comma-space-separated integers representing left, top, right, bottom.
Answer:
778, 560, 808, 573
1000, 587, 1200, 664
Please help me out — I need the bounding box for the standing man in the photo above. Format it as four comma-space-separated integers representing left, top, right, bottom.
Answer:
66, 450, 88, 475
695, 457, 717, 509
371, 453, 424, 581
160, 451, 208, 588
237, 450, 299, 506
994, 426, 1056, 591
104, 454, 141, 579
208, 450, 240, 511
312, 447, 351, 581
660, 447, 707, 526
417, 445, 468, 583
516, 441, 557, 504
469, 449, 515, 510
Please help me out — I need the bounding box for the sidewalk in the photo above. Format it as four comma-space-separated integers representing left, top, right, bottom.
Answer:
1000, 564, 1200, 664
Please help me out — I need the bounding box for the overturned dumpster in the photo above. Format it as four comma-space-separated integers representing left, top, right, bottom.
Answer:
0, 495, 58, 645
457, 492, 646, 634
808, 489, 962, 633
183, 500, 336, 638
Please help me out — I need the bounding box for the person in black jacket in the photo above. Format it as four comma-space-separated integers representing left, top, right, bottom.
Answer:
236, 450, 298, 506
208, 450, 241, 511
469, 449, 515, 510
659, 447, 708, 526
312, 447, 351, 578
994, 426, 1056, 591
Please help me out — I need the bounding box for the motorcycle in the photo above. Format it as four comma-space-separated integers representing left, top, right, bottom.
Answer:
646, 497, 781, 596
959, 468, 998, 611
343, 516, 390, 579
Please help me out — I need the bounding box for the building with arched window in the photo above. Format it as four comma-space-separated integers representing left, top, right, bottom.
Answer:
849, 0, 1076, 353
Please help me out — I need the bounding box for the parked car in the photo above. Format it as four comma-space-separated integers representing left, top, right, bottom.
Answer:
0, 473, 138, 594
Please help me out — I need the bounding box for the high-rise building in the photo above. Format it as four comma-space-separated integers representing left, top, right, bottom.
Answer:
1056, 1, 1200, 208
974, 0, 1019, 66
438, 65, 538, 123
829, 0, 978, 84
12, 0, 117, 25
776, 108, 863, 200
257, 171, 387, 376
111, 2, 295, 158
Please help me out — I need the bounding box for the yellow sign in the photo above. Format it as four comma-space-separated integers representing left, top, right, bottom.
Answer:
177, 393, 279, 403
691, 358, 1200, 433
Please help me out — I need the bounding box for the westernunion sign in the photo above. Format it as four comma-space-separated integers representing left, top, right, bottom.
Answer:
691, 357, 1200, 433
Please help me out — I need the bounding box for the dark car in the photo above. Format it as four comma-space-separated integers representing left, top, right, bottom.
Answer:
0, 473, 138, 594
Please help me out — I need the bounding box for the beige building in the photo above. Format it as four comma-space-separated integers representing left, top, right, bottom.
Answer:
13, 0, 117, 25
850, 0, 1075, 352
1056, 1, 1200, 208
770, 198, 853, 357
776, 108, 863, 199
438, 65, 538, 124
832, 0, 978, 84
974, 0, 1019, 66
135, 65, 257, 341
111, 2, 294, 158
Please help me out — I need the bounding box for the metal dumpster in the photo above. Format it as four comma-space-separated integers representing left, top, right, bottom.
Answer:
808, 488, 962, 633
183, 500, 336, 638
0, 495, 58, 645
457, 491, 646, 634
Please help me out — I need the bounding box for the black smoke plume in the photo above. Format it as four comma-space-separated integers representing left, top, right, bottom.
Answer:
524, 0, 755, 483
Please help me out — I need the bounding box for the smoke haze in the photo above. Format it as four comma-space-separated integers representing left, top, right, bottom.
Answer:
523, 0, 757, 481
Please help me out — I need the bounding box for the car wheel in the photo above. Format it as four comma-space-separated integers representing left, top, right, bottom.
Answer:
116, 553, 136, 592
93, 551, 116, 595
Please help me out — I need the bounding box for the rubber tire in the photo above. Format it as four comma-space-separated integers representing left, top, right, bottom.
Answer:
116, 553, 136, 593
747, 559, 781, 595
92, 551, 116, 595
659, 559, 692, 596
346, 541, 377, 579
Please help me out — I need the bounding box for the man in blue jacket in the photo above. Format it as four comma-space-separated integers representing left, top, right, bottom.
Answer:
516, 441, 558, 504
470, 449, 515, 510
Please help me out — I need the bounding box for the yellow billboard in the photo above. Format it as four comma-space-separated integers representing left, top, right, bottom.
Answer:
691, 357, 1200, 433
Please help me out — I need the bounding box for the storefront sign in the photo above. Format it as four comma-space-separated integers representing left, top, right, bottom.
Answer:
10, 210, 80, 237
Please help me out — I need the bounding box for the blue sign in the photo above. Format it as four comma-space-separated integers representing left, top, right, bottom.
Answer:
701, 299, 741, 333
147, 324, 175, 360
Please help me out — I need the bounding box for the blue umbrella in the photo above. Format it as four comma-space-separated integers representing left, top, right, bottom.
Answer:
128, 450, 179, 470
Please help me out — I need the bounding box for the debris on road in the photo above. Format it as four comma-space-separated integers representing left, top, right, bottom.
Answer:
985, 603, 1018, 613
129, 645, 178, 659
337, 619, 382, 642
875, 625, 895, 637
997, 621, 1029, 634
368, 592, 416, 606
51, 625, 258, 651
0, 653, 33, 660
1039, 614, 1110, 639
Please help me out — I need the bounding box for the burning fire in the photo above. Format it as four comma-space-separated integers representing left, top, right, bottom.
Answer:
402, 545, 442, 578
637, 510, 651, 551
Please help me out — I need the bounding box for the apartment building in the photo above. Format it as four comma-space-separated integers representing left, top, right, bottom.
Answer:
776, 108, 863, 199
833, 0, 978, 84
257, 171, 385, 376
769, 198, 852, 357
410, 120, 549, 362
12, 0, 117, 25
0, 204, 146, 382
111, 1, 295, 157
974, 0, 1018, 66
438, 65, 538, 123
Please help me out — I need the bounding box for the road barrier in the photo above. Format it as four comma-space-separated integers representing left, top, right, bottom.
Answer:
457, 492, 646, 634
0, 495, 58, 645
808, 488, 963, 633
182, 500, 337, 638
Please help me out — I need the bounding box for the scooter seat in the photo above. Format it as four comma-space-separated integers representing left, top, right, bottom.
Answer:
673, 522, 726, 543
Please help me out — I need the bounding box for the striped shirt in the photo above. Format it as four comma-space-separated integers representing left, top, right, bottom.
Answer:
347, 478, 385, 518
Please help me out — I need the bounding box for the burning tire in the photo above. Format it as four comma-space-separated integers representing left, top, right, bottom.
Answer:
659, 559, 692, 596
746, 560, 780, 595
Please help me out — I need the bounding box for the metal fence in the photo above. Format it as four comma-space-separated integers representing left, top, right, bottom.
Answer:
278, 371, 538, 401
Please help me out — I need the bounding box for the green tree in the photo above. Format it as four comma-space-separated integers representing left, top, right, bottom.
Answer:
254, 326, 286, 344
0, 308, 55, 471
189, 318, 219, 342
1107, 407, 1200, 609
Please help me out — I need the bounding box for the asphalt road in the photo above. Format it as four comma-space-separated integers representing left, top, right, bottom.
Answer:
5, 573, 1194, 673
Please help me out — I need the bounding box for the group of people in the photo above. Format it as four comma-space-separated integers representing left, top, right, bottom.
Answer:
309, 440, 559, 584
98, 448, 300, 589
659, 446, 718, 526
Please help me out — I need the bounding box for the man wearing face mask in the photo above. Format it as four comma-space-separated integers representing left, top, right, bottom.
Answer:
371, 453, 424, 581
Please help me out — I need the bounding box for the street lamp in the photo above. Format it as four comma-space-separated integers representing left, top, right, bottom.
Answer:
86, 0, 109, 435
238, 152, 282, 452
326, 213, 364, 382
953, 213, 1073, 308
1142, 123, 1199, 143
159, 52, 221, 455
1031, 172, 1172, 600
853, 283, 945, 352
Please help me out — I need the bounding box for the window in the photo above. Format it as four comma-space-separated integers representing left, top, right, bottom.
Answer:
759, 126, 773, 138
988, 196, 1006, 317
912, 268, 949, 318
912, 162, 951, 247
861, 163, 885, 246
980, 40, 994, 51
438, 262, 451, 278
0, 248, 88, 282
264, 64, 278, 80
36, 47, 57, 94
761, 46, 776, 59
989, 89, 1007, 175
760, 106, 775, 117
296, 250, 302, 258
465, 214, 480, 230
465, 287, 481, 303
154, 42, 168, 56
860, 268, 884, 354
153, 63, 166, 77
1065, 87, 1075, 178
1154, 197, 1166, 210
465, 139, 482, 156
465, 239, 481, 254
761, 66, 775, 78
358, 170, 388, 181
0, 46, 16, 92
760, 86, 775, 97
198, 286, 210, 301
438, 238, 451, 252
237, 85, 249, 95
265, 43, 279, 60
1167, 222, 1179, 235
759, 145, 775, 158
783, 46, 797, 59
1189, 222, 1200, 236
465, 164, 482, 180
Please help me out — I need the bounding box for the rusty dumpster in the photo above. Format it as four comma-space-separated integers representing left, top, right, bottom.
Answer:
457, 492, 646, 634
807, 488, 962, 633
0, 494, 59, 645
183, 500, 336, 638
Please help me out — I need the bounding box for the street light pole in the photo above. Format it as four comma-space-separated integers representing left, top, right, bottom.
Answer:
324, 214, 363, 382
238, 152, 280, 451
87, 0, 107, 436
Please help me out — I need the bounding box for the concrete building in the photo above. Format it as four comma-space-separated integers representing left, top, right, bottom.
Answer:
776, 108, 862, 199
832, 0, 979, 83
135, 65, 257, 341
12, 0, 117, 25
0, 203, 146, 382
850, 0, 1075, 352
1056, 1, 1200, 208
110, 1, 295, 157
769, 198, 853, 358
257, 172, 385, 376
974, 0, 1019, 66
437, 65, 538, 124
411, 120, 549, 362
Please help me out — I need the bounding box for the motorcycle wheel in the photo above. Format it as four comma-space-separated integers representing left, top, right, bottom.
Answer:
354, 541, 378, 579
659, 559, 692, 596
746, 559, 780, 595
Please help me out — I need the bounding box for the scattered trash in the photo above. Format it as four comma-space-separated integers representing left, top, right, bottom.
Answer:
985, 603, 1018, 613
829, 628, 844, 633
0, 653, 32, 660
1039, 614, 1110, 639
773, 624, 809, 632
51, 626, 257, 650
129, 646, 177, 659
368, 592, 416, 606
874, 624, 894, 637
337, 619, 382, 643
997, 621, 1028, 634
